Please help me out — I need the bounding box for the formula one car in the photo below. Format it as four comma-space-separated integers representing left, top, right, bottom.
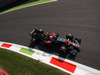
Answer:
30, 29, 81, 56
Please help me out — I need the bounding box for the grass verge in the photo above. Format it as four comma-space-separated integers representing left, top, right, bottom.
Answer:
0, 48, 68, 75
0, 0, 56, 14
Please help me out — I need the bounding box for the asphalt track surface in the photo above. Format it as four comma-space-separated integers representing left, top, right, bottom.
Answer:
0, 0, 100, 70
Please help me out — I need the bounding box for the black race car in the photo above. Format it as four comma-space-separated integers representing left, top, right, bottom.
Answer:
30, 29, 81, 56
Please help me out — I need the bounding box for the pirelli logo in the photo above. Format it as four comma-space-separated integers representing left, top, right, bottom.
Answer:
0, 68, 9, 75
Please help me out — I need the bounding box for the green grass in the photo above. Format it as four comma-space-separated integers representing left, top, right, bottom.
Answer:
0, 0, 56, 14
0, 48, 68, 75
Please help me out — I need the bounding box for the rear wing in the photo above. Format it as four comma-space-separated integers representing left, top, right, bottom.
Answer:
30, 29, 37, 37
30, 29, 35, 35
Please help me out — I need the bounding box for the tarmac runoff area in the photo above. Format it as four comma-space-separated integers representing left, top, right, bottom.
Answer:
0, 41, 100, 75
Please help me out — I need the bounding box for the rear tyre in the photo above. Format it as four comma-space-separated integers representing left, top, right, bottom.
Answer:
31, 38, 36, 42
59, 46, 67, 53
32, 32, 38, 36
31, 32, 38, 39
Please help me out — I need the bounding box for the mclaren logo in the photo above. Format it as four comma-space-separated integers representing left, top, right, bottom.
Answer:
0, 68, 9, 75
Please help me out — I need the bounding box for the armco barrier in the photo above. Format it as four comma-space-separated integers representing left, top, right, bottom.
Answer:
0, 41, 100, 75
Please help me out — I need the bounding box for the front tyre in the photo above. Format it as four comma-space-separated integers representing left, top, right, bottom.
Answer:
66, 34, 74, 41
